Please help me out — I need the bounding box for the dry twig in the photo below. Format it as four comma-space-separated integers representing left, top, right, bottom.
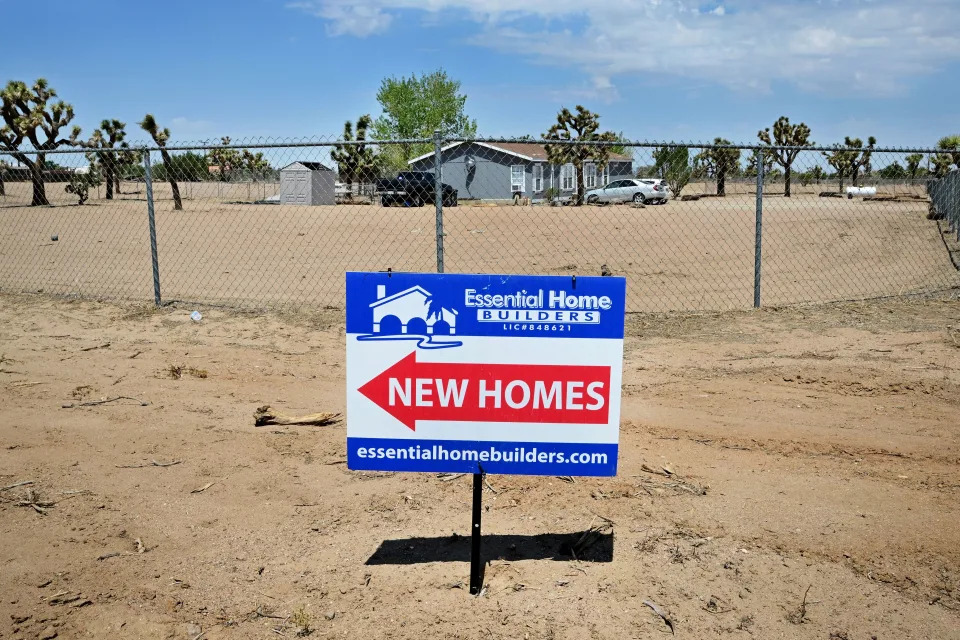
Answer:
80, 342, 111, 352
62, 396, 149, 409
1, 480, 33, 491
117, 459, 182, 469
643, 599, 675, 634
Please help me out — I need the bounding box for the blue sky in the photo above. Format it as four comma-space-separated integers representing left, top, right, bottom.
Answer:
3, 0, 959, 148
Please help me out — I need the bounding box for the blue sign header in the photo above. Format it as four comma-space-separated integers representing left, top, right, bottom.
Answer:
346, 271, 626, 343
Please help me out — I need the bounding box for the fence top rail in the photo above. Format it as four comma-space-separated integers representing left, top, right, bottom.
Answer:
0, 136, 951, 156
0, 137, 440, 156
449, 137, 949, 155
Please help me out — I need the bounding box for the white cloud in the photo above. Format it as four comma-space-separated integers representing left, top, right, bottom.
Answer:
286, 1, 392, 37
287, 0, 960, 96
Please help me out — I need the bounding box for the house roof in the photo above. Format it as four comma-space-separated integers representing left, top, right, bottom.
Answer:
369, 285, 459, 314
369, 285, 430, 309
280, 161, 332, 171
408, 141, 632, 165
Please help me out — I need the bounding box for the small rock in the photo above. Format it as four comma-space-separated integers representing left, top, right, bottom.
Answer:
184, 622, 202, 637
324, 609, 336, 621
40, 626, 58, 640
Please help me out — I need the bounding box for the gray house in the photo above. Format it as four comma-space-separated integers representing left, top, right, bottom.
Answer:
407, 141, 634, 202
279, 162, 336, 205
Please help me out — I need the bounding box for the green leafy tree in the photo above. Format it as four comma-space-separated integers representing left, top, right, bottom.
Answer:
608, 131, 631, 156
757, 116, 813, 197
139, 114, 183, 210
695, 138, 740, 196
905, 153, 924, 180
64, 166, 102, 205
372, 69, 477, 169
653, 146, 693, 197
797, 165, 826, 186
877, 162, 907, 180
543, 106, 618, 206
83, 119, 131, 200
331, 114, 380, 194
154, 152, 208, 182
0, 79, 82, 206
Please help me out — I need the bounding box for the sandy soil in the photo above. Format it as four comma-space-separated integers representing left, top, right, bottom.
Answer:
1, 182, 957, 313
1, 292, 959, 639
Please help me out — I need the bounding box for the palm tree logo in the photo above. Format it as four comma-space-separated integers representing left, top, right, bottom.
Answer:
424, 293, 447, 322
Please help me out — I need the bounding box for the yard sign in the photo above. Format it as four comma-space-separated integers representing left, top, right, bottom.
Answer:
346, 271, 626, 476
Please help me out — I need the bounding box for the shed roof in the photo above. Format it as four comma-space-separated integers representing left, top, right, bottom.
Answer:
281, 161, 333, 171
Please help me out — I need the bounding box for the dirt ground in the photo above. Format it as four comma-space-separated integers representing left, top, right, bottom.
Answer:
1, 292, 959, 639
2, 181, 957, 313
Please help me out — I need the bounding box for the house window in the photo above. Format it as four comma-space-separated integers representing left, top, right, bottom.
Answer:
533, 164, 543, 192
585, 163, 597, 189
511, 165, 525, 193
561, 164, 575, 191
601, 164, 610, 185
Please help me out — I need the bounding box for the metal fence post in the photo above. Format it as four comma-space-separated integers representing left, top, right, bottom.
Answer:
754, 152, 764, 308
143, 150, 162, 306
434, 129, 445, 274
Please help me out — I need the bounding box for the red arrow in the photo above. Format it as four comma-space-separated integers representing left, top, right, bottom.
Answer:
357, 351, 611, 431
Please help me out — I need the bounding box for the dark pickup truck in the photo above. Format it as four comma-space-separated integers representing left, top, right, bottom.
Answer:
375, 172, 458, 207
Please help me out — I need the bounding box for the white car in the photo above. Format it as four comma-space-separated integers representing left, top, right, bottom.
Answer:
585, 178, 671, 205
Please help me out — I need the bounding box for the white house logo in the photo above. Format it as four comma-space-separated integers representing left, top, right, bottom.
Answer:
356, 284, 462, 349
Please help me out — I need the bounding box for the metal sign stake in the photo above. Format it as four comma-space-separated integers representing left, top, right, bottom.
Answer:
470, 469, 484, 594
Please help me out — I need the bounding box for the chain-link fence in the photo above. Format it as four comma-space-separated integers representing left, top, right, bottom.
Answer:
1, 136, 958, 313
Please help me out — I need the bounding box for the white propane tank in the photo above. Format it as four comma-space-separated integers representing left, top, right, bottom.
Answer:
846, 186, 877, 197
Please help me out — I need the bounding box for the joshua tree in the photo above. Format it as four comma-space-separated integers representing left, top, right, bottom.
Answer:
207, 136, 241, 181
937, 135, 960, 166
64, 166, 102, 205
846, 136, 876, 187
695, 138, 740, 196
905, 153, 924, 180
331, 115, 379, 195
543, 106, 617, 206
241, 149, 270, 180
139, 114, 182, 210
0, 79, 82, 206
822, 136, 876, 190
0, 158, 7, 196
757, 116, 812, 197
932, 135, 960, 176
823, 146, 858, 191
84, 119, 130, 200
744, 148, 775, 178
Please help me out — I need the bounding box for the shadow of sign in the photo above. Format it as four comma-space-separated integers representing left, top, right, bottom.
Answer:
365, 530, 614, 566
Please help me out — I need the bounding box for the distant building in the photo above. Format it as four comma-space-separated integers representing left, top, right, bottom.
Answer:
407, 141, 634, 202
278, 161, 336, 205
